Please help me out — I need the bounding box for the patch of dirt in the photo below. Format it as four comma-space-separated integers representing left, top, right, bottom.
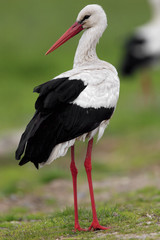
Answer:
95, 232, 160, 240
0, 130, 21, 156
0, 171, 160, 214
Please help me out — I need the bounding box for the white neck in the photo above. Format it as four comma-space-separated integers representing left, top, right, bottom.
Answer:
151, 1, 160, 22
73, 26, 104, 68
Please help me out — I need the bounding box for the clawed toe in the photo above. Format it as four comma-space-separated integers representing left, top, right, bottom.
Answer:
88, 221, 111, 231
73, 224, 87, 232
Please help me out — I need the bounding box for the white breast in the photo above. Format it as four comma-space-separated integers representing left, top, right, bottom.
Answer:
55, 62, 120, 109
72, 67, 119, 109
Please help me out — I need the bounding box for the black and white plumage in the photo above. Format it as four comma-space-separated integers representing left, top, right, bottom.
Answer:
16, 4, 120, 230
16, 77, 115, 168
16, 4, 119, 169
16, 4, 120, 231
121, 0, 160, 76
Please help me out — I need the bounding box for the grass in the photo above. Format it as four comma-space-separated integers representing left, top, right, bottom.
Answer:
0, 162, 69, 197
0, 187, 160, 239
0, 135, 160, 239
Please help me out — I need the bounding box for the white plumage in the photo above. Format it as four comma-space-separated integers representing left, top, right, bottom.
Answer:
56, 66, 119, 109
136, 0, 160, 57
121, 0, 160, 76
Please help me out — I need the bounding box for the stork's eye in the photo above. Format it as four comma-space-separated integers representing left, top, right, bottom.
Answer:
80, 15, 91, 23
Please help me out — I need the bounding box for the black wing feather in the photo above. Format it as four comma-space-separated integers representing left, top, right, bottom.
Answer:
16, 77, 86, 167
16, 77, 114, 169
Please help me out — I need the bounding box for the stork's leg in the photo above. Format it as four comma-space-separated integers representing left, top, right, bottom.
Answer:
141, 70, 154, 103
84, 138, 110, 231
70, 145, 86, 232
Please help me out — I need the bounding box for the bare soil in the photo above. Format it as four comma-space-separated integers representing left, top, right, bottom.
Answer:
0, 171, 160, 214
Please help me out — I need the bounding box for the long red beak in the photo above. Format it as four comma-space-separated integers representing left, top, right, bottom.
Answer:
45, 22, 83, 55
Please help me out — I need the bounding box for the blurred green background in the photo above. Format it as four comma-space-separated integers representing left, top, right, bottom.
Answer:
0, 0, 160, 225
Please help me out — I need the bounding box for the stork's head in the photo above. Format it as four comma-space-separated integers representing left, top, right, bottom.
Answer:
77, 4, 107, 30
45, 4, 107, 55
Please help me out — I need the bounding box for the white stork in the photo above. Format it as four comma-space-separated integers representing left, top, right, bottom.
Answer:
121, 0, 160, 98
16, 4, 120, 231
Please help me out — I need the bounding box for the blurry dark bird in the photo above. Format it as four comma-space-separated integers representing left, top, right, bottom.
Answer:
121, 0, 160, 98
16, 4, 120, 231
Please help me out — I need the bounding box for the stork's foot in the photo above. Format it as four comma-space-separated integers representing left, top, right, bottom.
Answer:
73, 223, 87, 232
88, 220, 110, 231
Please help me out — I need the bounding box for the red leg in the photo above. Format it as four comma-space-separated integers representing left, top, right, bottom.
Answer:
70, 145, 86, 232
84, 138, 110, 231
